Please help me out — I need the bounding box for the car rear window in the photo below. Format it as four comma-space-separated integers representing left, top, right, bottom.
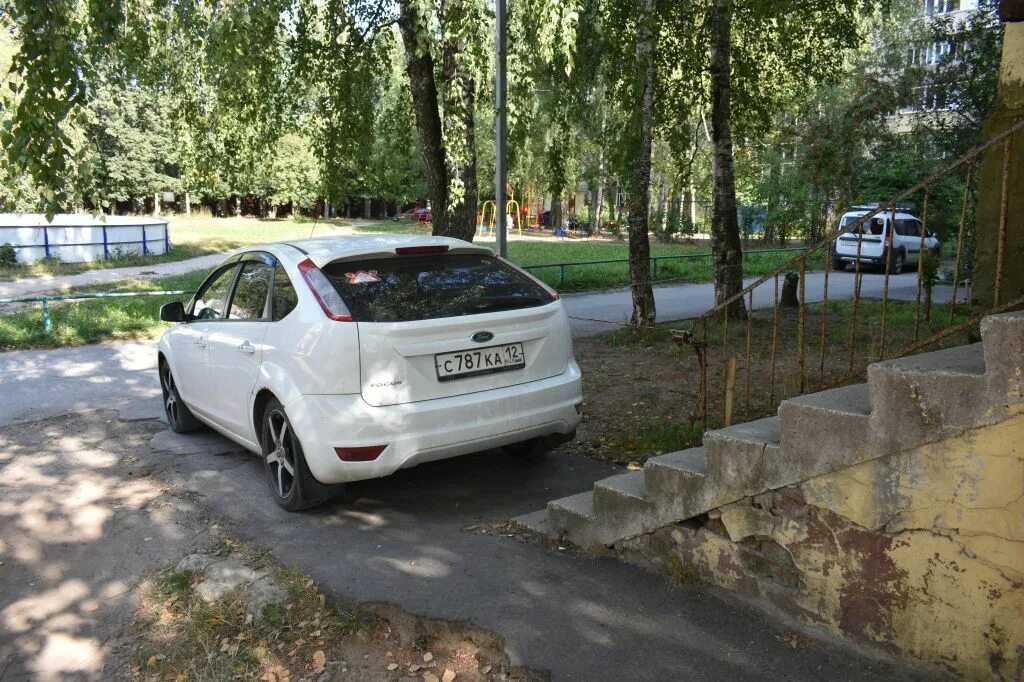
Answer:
321, 253, 552, 322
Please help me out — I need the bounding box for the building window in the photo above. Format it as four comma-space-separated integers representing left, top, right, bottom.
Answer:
925, 0, 960, 15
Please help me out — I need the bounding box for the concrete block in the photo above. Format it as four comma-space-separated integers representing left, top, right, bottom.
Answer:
510, 509, 553, 538
644, 448, 714, 517
704, 417, 782, 503
776, 383, 875, 487
548, 492, 608, 547
869, 343, 993, 452
982, 311, 1024, 405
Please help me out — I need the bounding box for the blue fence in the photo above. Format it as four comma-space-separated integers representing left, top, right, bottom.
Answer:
0, 221, 171, 261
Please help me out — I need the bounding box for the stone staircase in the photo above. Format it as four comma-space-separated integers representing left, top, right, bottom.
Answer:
518, 311, 1024, 549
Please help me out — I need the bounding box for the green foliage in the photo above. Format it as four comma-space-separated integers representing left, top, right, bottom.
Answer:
0, 243, 18, 266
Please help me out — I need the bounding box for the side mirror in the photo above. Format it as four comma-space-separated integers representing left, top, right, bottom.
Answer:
160, 301, 186, 322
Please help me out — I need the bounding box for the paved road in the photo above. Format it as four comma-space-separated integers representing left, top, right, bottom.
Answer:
567, 270, 966, 334
0, 253, 230, 299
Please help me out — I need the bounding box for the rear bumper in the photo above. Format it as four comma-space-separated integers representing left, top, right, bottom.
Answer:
286, 361, 583, 484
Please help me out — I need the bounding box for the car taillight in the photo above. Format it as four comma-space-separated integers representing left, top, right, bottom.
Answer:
498, 256, 560, 301
395, 245, 450, 255
335, 445, 387, 462
297, 258, 353, 322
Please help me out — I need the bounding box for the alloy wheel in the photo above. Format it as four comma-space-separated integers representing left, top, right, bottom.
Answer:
161, 364, 179, 427
265, 409, 296, 499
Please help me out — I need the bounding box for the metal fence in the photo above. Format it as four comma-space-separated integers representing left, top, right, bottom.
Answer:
521, 247, 808, 286
676, 116, 1024, 432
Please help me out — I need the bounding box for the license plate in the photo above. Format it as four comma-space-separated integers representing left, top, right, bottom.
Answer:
435, 343, 525, 381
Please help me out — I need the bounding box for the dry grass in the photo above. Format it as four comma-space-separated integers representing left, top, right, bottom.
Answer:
571, 298, 980, 465
130, 537, 543, 682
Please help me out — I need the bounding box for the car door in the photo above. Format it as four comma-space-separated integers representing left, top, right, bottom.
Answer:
176, 258, 242, 415
203, 252, 275, 441
905, 219, 925, 265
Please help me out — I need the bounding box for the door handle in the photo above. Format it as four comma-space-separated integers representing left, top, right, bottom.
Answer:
194, 338, 207, 349
238, 341, 256, 354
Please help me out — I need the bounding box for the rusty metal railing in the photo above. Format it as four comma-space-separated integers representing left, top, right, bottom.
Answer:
676, 117, 1024, 432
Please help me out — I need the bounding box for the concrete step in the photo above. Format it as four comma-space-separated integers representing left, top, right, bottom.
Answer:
644, 447, 715, 521
547, 491, 604, 546
777, 383, 874, 486
592, 471, 660, 541
982, 311, 1024, 405
868, 343, 990, 451
703, 416, 782, 504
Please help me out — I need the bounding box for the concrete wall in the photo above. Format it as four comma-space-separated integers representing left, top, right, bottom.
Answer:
618, 413, 1024, 678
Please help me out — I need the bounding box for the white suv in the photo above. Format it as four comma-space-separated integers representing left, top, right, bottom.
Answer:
157, 235, 582, 510
831, 209, 940, 274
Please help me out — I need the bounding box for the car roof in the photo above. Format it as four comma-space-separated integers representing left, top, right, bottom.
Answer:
255, 234, 493, 266
842, 210, 918, 220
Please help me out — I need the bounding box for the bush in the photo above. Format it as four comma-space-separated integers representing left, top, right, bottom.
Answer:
0, 243, 18, 267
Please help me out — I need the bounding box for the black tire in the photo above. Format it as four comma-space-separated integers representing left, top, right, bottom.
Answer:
889, 249, 905, 275
260, 398, 331, 511
831, 257, 846, 272
503, 437, 550, 462
159, 360, 202, 433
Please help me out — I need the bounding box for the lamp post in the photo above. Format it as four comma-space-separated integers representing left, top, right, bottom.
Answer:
495, 0, 508, 257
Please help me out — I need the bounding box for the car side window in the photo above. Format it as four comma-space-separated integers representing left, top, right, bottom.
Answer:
894, 219, 908, 236
906, 220, 922, 238
192, 264, 239, 320
272, 266, 299, 321
229, 261, 274, 320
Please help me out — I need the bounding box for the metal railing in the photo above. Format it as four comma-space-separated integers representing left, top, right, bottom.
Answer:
0, 290, 194, 334
675, 117, 1024, 432
522, 247, 808, 286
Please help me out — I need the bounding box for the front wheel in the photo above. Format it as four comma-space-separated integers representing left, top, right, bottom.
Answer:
160, 361, 202, 433
260, 398, 332, 511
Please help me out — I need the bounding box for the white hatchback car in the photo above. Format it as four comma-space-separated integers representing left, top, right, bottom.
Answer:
831, 209, 940, 274
157, 235, 582, 510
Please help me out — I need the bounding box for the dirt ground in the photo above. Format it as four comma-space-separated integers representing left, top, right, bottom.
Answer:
569, 300, 978, 465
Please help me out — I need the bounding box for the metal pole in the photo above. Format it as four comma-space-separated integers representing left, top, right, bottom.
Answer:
494, 0, 508, 258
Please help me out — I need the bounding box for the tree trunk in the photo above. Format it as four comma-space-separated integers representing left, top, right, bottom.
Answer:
397, 0, 451, 237
708, 0, 746, 318
439, 1, 478, 243
626, 0, 656, 327
551, 193, 562, 231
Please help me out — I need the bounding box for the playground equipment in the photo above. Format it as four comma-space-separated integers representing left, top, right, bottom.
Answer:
477, 186, 527, 237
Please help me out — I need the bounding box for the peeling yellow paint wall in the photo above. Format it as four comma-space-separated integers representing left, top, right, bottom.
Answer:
626, 414, 1024, 678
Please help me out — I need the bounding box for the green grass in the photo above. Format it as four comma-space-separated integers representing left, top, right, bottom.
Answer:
0, 270, 207, 350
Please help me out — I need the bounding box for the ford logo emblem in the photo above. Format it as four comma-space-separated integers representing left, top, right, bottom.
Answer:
472, 331, 494, 343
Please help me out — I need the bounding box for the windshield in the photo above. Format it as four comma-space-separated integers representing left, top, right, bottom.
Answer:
840, 215, 886, 236
322, 253, 552, 323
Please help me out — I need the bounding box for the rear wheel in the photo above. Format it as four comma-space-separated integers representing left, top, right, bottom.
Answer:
160, 360, 202, 433
260, 398, 330, 512
831, 257, 846, 272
